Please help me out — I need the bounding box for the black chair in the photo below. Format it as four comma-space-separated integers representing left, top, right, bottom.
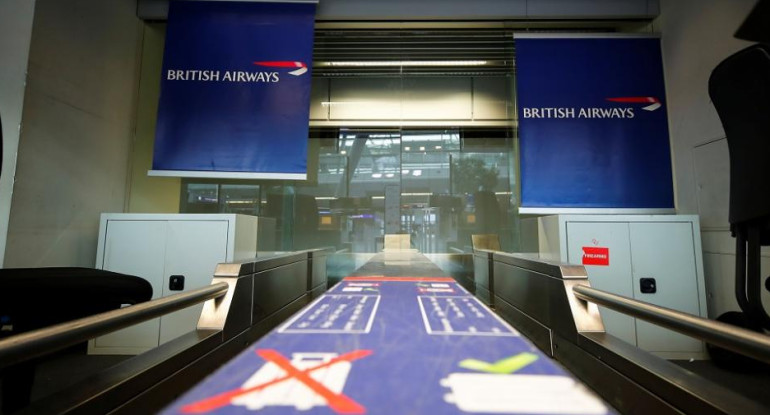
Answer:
0, 268, 152, 413
709, 43, 770, 333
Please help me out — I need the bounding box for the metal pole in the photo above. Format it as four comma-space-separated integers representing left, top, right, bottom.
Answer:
0, 282, 229, 368
573, 284, 770, 365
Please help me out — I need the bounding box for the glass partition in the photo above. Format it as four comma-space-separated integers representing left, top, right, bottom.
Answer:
181, 126, 518, 253
181, 28, 518, 255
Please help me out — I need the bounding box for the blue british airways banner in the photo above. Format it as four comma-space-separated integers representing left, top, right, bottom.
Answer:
515, 35, 674, 212
151, 0, 316, 180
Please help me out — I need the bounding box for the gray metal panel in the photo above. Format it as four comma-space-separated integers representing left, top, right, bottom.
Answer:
309, 284, 326, 300
550, 334, 683, 415
214, 261, 254, 277
310, 0, 527, 20
526, 0, 652, 18
472, 251, 492, 289
246, 294, 311, 345
222, 276, 254, 340
138, 0, 658, 20
494, 296, 553, 356
308, 250, 329, 290
253, 252, 307, 272
573, 285, 770, 365
492, 260, 602, 341
20, 329, 222, 415
457, 276, 475, 294
197, 276, 253, 342
213, 252, 306, 276
494, 260, 554, 328
576, 332, 769, 415
252, 261, 308, 321
475, 285, 492, 306
492, 251, 587, 280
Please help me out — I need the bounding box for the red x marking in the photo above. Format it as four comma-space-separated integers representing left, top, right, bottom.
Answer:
181, 349, 372, 414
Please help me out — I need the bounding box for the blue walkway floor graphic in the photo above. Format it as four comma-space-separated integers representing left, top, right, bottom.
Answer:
280, 295, 380, 334
162, 273, 614, 415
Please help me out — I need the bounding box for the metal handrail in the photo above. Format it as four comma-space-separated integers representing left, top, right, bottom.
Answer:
573, 284, 770, 365
0, 281, 230, 368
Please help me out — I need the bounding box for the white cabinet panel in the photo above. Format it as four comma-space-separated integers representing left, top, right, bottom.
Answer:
630, 222, 701, 353
95, 220, 165, 350
90, 214, 274, 355
567, 222, 637, 346
159, 220, 229, 344
538, 214, 707, 359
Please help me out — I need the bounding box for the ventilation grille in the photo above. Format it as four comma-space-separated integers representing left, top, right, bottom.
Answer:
312, 29, 515, 77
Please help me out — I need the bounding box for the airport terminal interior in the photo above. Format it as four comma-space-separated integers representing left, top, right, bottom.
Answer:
1, 0, 770, 414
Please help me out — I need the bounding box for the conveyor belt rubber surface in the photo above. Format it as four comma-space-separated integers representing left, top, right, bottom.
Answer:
162, 252, 614, 415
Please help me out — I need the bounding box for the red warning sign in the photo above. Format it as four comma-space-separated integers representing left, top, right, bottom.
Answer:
582, 247, 609, 266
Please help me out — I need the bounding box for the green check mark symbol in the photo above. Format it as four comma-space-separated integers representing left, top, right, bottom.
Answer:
458, 352, 539, 374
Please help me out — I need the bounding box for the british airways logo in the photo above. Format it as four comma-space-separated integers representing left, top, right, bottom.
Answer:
605, 96, 661, 111
522, 96, 663, 119
253, 61, 308, 76
165, 61, 308, 83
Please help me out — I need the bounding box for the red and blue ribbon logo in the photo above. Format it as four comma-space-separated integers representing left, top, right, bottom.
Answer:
253, 61, 308, 76
606, 96, 661, 111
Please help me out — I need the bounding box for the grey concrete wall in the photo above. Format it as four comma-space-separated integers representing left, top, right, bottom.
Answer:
655, 0, 768, 317
3, 0, 143, 267
127, 23, 181, 214
0, 0, 36, 266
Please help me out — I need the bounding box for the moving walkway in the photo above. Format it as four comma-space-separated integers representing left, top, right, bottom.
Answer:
0, 249, 767, 414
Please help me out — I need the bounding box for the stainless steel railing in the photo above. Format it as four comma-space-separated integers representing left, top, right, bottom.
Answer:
0, 281, 229, 368
573, 284, 770, 365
